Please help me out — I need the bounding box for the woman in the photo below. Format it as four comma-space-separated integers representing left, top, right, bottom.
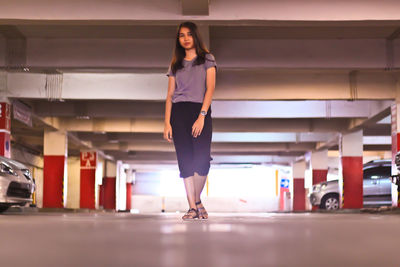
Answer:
164, 21, 217, 220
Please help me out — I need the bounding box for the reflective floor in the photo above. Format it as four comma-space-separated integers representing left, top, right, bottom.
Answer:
0, 212, 398, 267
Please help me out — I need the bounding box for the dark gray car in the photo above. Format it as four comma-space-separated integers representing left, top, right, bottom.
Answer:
310, 160, 392, 210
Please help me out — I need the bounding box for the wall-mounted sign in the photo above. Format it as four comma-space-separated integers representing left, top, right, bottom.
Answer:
81, 151, 97, 168
13, 101, 32, 127
280, 178, 290, 189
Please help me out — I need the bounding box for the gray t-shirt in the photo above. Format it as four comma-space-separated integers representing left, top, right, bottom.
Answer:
166, 53, 217, 103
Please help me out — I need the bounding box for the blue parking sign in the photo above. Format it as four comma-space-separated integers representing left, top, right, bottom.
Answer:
280, 178, 290, 188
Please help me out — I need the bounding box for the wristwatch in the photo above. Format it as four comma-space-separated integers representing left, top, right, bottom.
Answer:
200, 110, 207, 116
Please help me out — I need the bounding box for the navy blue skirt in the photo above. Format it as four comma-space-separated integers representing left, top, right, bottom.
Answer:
170, 102, 212, 178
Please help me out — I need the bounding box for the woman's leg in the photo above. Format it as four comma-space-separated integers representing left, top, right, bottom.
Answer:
194, 172, 208, 219
193, 172, 207, 203
183, 176, 197, 209
170, 103, 197, 217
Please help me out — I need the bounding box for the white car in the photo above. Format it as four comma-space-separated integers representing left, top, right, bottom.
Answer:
0, 156, 35, 213
310, 160, 392, 210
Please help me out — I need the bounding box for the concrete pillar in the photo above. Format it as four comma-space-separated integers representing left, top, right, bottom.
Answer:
116, 161, 126, 211
80, 151, 97, 209
391, 102, 400, 207
392, 76, 400, 207
43, 130, 67, 208
66, 156, 80, 209
311, 149, 328, 185
103, 161, 116, 210
99, 184, 104, 208
292, 161, 306, 211
0, 101, 11, 158
126, 183, 132, 211
125, 169, 135, 211
340, 130, 363, 209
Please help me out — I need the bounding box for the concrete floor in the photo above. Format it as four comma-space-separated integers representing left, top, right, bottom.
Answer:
0, 212, 398, 267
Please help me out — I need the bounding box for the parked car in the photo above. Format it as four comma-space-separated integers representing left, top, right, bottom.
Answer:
391, 151, 400, 185
0, 156, 35, 213
310, 160, 392, 210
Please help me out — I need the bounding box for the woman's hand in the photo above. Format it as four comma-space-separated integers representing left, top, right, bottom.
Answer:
164, 123, 173, 143
192, 116, 205, 138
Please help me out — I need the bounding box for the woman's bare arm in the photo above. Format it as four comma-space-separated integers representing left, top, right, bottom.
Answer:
164, 76, 176, 142
192, 66, 216, 138
201, 66, 216, 114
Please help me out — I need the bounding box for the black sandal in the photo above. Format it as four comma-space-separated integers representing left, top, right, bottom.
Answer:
182, 208, 199, 220
196, 201, 208, 220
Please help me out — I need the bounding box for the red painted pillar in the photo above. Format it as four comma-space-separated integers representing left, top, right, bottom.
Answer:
103, 177, 116, 210
311, 150, 328, 210
340, 130, 363, 209
312, 169, 328, 185
43, 130, 67, 208
125, 169, 135, 211
126, 183, 132, 210
0, 102, 11, 158
293, 161, 306, 211
80, 151, 97, 209
103, 161, 116, 210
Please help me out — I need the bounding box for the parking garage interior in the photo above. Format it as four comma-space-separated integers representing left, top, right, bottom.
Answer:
2, 0, 400, 266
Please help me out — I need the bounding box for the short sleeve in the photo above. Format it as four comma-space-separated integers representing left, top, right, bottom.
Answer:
204, 53, 217, 71
166, 65, 175, 77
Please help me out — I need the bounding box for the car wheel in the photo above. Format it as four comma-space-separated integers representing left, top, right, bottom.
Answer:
321, 194, 339, 210
0, 204, 10, 213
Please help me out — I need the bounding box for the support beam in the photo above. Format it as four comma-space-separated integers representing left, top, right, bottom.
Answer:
182, 0, 209, 16
44, 117, 351, 133
5, 71, 399, 100
100, 142, 315, 153
31, 100, 394, 119
77, 132, 336, 143
120, 154, 297, 165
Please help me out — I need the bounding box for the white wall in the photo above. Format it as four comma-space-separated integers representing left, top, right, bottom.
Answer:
132, 196, 280, 213
131, 166, 283, 213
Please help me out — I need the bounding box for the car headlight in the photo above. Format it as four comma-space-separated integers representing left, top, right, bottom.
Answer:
321, 183, 327, 190
313, 184, 321, 192
0, 163, 17, 176
21, 169, 32, 181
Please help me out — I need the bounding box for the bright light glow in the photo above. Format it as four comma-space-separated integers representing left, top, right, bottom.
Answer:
159, 170, 186, 197
363, 136, 391, 145
207, 166, 277, 197
143, 166, 285, 198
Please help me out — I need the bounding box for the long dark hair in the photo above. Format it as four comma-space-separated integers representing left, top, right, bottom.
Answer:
169, 21, 210, 75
